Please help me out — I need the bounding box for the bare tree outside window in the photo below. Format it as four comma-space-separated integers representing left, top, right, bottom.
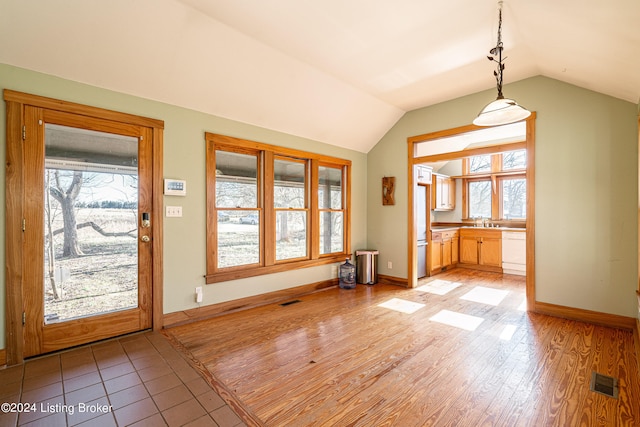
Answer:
469, 180, 492, 218
274, 158, 307, 260
319, 166, 344, 254
469, 155, 491, 173
44, 169, 139, 321
502, 178, 526, 218
207, 134, 351, 282
503, 150, 526, 170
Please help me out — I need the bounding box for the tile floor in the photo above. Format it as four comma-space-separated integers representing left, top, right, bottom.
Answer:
0, 332, 247, 427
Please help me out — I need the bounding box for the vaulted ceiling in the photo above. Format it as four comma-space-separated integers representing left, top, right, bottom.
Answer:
1, 0, 639, 152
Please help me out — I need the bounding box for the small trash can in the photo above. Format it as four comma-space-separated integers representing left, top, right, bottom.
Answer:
356, 250, 379, 285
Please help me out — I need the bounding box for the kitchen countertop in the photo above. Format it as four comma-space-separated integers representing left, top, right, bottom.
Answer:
431, 225, 526, 232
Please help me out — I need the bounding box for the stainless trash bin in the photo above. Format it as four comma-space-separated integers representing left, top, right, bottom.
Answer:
356, 250, 379, 285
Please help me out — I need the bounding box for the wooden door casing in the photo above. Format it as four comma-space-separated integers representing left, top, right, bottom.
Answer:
4, 90, 164, 364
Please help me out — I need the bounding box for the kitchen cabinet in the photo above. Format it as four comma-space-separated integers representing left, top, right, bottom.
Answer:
430, 229, 459, 275
432, 173, 455, 211
416, 165, 433, 185
459, 228, 502, 271
431, 236, 442, 271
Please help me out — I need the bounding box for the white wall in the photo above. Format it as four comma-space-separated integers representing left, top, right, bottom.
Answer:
0, 64, 368, 349
368, 76, 639, 318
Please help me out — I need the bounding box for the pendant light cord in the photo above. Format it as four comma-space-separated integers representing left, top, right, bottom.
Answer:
488, 1, 505, 99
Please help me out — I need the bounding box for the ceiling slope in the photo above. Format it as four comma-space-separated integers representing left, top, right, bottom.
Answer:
1, 0, 638, 152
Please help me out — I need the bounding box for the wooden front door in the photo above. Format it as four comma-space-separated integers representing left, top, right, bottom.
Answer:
5, 90, 164, 362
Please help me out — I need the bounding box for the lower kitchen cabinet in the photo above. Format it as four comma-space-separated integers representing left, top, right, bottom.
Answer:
430, 229, 459, 275
431, 238, 442, 271
459, 228, 502, 271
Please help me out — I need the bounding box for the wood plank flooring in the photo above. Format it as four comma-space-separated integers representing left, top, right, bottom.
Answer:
165, 270, 640, 426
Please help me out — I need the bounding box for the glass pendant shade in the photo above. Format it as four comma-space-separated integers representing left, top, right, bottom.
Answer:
473, 96, 531, 126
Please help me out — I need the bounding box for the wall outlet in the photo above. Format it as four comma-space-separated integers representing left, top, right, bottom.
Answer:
195, 286, 203, 303
388, 261, 393, 269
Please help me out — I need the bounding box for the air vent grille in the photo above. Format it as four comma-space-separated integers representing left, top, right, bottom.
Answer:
590, 372, 619, 399
280, 300, 302, 307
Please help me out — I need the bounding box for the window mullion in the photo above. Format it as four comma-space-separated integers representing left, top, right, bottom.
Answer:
343, 164, 351, 256
310, 159, 320, 260
264, 151, 275, 266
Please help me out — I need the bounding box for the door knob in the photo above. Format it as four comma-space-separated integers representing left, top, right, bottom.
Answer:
141, 235, 150, 243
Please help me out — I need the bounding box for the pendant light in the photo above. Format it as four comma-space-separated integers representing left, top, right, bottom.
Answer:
473, 1, 530, 126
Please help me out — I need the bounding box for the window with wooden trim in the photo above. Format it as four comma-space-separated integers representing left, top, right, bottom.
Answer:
206, 133, 351, 283
463, 149, 526, 220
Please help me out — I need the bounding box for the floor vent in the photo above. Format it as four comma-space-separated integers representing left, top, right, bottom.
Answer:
280, 300, 302, 307
590, 372, 619, 399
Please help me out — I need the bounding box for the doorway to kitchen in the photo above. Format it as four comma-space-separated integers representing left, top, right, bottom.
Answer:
406, 115, 535, 310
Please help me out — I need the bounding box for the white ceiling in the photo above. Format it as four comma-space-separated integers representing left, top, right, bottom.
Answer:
1, 0, 639, 153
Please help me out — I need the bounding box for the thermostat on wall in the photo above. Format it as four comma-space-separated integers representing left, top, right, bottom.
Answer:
164, 179, 187, 196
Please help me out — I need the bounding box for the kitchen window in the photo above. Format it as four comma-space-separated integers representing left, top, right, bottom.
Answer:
463, 149, 526, 221
468, 179, 492, 218
500, 177, 526, 219
205, 133, 351, 283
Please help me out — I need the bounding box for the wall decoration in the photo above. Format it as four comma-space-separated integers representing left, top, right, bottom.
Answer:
382, 176, 395, 205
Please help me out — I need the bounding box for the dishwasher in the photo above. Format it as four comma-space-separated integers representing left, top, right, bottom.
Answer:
502, 231, 526, 275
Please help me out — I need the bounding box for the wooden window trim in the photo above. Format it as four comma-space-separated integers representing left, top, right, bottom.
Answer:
205, 133, 351, 284
273, 156, 310, 263
497, 173, 527, 220
462, 176, 493, 220
463, 172, 527, 220
461, 149, 527, 221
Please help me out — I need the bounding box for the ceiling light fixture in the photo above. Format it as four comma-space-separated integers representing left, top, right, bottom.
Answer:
473, 1, 530, 127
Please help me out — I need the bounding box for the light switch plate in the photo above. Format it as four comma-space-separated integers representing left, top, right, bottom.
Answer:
166, 206, 182, 217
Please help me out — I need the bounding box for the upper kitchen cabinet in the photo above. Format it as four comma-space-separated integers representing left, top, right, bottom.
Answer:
416, 165, 433, 185
432, 173, 455, 211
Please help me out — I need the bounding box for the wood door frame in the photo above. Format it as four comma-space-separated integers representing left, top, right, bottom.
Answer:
4, 90, 164, 365
406, 114, 536, 311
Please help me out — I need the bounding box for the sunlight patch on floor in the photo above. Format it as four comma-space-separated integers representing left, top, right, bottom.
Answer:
378, 298, 425, 314
429, 309, 484, 331
517, 296, 527, 311
415, 279, 462, 295
460, 286, 509, 306
499, 324, 518, 341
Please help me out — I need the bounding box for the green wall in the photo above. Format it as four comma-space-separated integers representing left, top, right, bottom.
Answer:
0, 64, 368, 349
368, 75, 639, 318
1, 65, 638, 354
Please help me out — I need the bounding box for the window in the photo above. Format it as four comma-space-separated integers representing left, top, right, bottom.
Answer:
502, 150, 527, 170
463, 149, 526, 221
319, 165, 344, 254
215, 150, 260, 268
501, 177, 526, 219
468, 179, 492, 218
274, 157, 308, 261
206, 133, 351, 283
468, 154, 492, 173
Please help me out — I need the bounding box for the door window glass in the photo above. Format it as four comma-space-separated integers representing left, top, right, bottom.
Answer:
44, 124, 139, 323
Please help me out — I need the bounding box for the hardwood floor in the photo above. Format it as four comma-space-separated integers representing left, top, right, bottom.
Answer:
165, 270, 640, 426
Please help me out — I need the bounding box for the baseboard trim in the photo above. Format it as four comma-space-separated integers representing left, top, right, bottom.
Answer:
377, 274, 408, 287
534, 301, 636, 330
164, 278, 338, 328
636, 291, 640, 377
456, 263, 503, 274
0, 349, 5, 367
